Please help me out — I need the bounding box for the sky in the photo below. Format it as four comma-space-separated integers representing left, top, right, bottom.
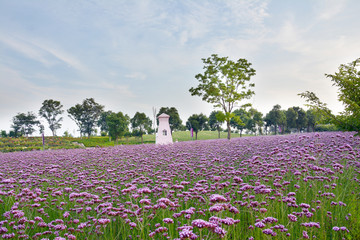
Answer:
1, 0, 360, 136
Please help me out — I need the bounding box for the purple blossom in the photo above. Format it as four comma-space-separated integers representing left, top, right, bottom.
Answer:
209, 194, 228, 203
163, 218, 174, 224
288, 214, 298, 222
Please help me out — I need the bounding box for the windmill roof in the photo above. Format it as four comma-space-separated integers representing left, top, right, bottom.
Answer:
157, 113, 170, 118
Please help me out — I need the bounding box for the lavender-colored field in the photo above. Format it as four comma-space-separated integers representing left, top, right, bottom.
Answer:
0, 132, 359, 240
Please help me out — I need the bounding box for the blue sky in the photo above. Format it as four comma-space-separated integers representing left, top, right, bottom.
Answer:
1, 0, 360, 136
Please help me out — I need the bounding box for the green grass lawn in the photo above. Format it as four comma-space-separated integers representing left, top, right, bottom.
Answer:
0, 131, 247, 152
73, 131, 245, 147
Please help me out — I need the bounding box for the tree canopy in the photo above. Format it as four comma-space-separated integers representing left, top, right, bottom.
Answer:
67, 98, 104, 138
230, 108, 248, 137
189, 54, 256, 140
39, 99, 64, 136
97, 111, 113, 135
131, 112, 152, 143
208, 110, 223, 138
247, 108, 263, 135
299, 58, 360, 135
106, 111, 129, 144
264, 105, 286, 135
157, 107, 183, 132
11, 112, 40, 137
186, 113, 208, 140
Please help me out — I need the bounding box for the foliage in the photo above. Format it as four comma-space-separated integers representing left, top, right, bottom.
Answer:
0, 131, 245, 152
97, 111, 113, 134
306, 109, 316, 132
293, 107, 307, 132
208, 111, 223, 138
285, 107, 308, 133
67, 98, 104, 138
11, 112, 40, 137
314, 124, 341, 132
131, 112, 152, 143
247, 108, 263, 135
186, 113, 209, 140
286, 107, 297, 131
189, 54, 256, 140
106, 111, 130, 144
1, 130, 7, 138
299, 58, 360, 135
264, 105, 286, 135
62, 130, 73, 138
0, 136, 77, 152
231, 108, 248, 137
157, 107, 183, 132
38, 99, 64, 136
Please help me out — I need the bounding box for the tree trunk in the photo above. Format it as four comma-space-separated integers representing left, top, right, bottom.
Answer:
141, 134, 143, 144
195, 132, 198, 140
217, 129, 220, 138
227, 120, 231, 140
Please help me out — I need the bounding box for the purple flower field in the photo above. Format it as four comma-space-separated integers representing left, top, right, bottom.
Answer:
0, 132, 359, 239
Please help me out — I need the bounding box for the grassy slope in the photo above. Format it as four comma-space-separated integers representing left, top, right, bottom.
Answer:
0, 131, 246, 152
75, 131, 245, 147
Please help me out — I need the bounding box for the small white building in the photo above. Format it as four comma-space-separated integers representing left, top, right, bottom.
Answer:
156, 113, 173, 145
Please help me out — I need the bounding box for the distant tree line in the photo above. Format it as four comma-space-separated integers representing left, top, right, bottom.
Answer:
1, 97, 335, 142
2, 55, 357, 140
188, 54, 360, 139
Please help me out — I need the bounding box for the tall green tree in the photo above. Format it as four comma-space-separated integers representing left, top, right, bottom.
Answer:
293, 107, 308, 132
264, 105, 286, 135
248, 108, 264, 135
97, 111, 113, 136
157, 107, 183, 133
286, 107, 298, 132
1, 130, 7, 138
106, 111, 129, 144
299, 58, 360, 135
67, 98, 104, 138
189, 54, 256, 140
306, 109, 321, 132
186, 113, 208, 140
131, 112, 152, 144
209, 110, 223, 138
230, 108, 248, 137
11, 112, 40, 137
39, 99, 64, 136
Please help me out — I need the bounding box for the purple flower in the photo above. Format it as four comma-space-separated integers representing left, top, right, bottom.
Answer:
192, 219, 209, 228
288, 214, 298, 222
163, 218, 174, 224
263, 228, 277, 236
255, 221, 265, 228
209, 194, 228, 203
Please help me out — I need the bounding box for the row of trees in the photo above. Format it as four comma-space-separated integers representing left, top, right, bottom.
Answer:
2, 99, 185, 143
3, 96, 324, 141
184, 105, 325, 140
3, 55, 358, 140
189, 54, 359, 138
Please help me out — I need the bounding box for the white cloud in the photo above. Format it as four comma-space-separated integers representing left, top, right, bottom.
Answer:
0, 35, 53, 66
223, 0, 270, 26
315, 0, 347, 20
0, 34, 88, 73
125, 72, 147, 81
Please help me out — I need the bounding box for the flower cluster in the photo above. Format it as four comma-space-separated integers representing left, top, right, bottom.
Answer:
0, 132, 358, 239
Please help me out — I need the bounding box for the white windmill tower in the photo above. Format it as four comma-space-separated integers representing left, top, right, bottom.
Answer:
156, 113, 173, 145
